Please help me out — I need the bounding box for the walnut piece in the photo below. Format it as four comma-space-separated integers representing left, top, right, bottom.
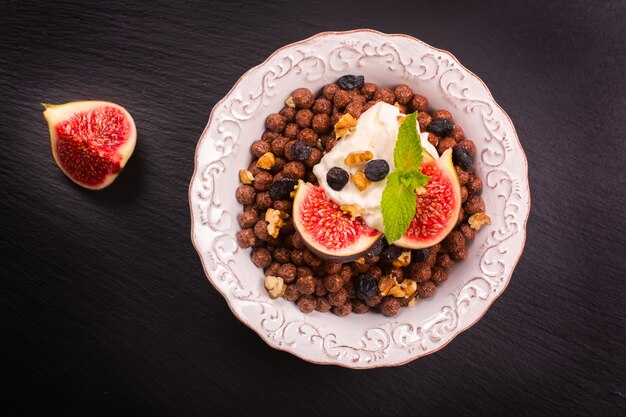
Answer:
239, 169, 254, 184
378, 275, 417, 298
284, 96, 296, 108
351, 171, 371, 191
264, 275, 286, 299
340, 204, 366, 220
334, 113, 357, 138
392, 251, 411, 267
256, 152, 276, 170
468, 212, 491, 230
265, 208, 289, 238
344, 150, 373, 167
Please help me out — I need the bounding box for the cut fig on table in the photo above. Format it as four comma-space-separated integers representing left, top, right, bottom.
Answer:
292, 180, 382, 263
43, 101, 137, 190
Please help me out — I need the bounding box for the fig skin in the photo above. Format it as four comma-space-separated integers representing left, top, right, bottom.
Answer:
43, 101, 137, 190
292, 180, 382, 264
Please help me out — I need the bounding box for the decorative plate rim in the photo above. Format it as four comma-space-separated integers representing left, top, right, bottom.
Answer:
188, 29, 531, 368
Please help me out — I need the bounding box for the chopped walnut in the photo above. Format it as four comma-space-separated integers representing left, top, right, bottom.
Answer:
340, 204, 366, 220
239, 169, 254, 184
344, 150, 373, 167
284, 96, 296, 108
378, 275, 397, 296
397, 115, 407, 124
379, 275, 417, 298
352, 171, 371, 191
334, 113, 357, 138
265, 208, 289, 238
468, 212, 491, 230
256, 152, 276, 170
264, 275, 286, 299
392, 251, 411, 267
415, 186, 427, 196
355, 257, 366, 265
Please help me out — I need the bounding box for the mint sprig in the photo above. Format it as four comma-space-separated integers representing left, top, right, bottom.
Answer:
381, 112, 430, 244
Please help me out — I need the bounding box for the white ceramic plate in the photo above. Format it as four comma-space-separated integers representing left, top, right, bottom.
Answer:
189, 30, 530, 368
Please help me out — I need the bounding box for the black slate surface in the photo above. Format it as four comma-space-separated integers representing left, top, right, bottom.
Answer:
1, 1, 625, 416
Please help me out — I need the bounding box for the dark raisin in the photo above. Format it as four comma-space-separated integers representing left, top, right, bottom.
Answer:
379, 245, 405, 265
268, 178, 297, 200
336, 74, 365, 90
355, 274, 378, 301
364, 159, 390, 181
326, 166, 349, 191
427, 119, 453, 137
412, 248, 431, 262
452, 146, 474, 172
364, 239, 384, 259
291, 140, 312, 161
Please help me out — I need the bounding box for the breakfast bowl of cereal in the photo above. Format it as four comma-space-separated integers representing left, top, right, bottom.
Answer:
189, 29, 530, 368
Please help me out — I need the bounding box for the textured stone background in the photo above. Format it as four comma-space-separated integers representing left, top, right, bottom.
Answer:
1, 0, 624, 416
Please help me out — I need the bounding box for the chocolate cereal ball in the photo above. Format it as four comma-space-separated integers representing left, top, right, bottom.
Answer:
311, 113, 331, 134
252, 170, 273, 191
283, 161, 306, 180
283, 284, 299, 302
379, 296, 401, 317
290, 249, 304, 265
265, 261, 281, 277
455, 166, 470, 186
360, 82, 377, 100
373, 88, 395, 104
253, 219, 271, 241
303, 250, 322, 267
312, 98, 332, 114
327, 288, 348, 306
432, 110, 453, 120
345, 101, 363, 119
237, 228, 257, 249
436, 253, 455, 269
255, 192, 272, 210
417, 281, 436, 298
316, 296, 332, 312
272, 199, 292, 212
292, 88, 314, 109
451, 124, 465, 141
270, 136, 290, 157
408, 262, 432, 282
332, 302, 353, 317
417, 112, 432, 131
278, 263, 297, 283
236, 185, 256, 205
251, 247, 272, 268
296, 128, 318, 147
460, 186, 469, 203
324, 274, 343, 293
365, 294, 382, 307
265, 113, 286, 133
408, 94, 428, 112
238, 209, 258, 228
297, 294, 317, 313
464, 194, 485, 215
352, 299, 370, 314
296, 275, 316, 295
272, 247, 291, 263
279, 106, 297, 123
323, 83, 340, 100
394, 84, 413, 104
295, 109, 314, 128
468, 175, 483, 194
251, 140, 270, 158
437, 137, 457, 154
431, 266, 449, 285
333, 89, 351, 109
456, 139, 476, 156
460, 223, 476, 241
283, 123, 300, 139
262, 130, 279, 143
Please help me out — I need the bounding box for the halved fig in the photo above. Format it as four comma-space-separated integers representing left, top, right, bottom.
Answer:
293, 180, 382, 262
395, 148, 462, 249
43, 101, 137, 190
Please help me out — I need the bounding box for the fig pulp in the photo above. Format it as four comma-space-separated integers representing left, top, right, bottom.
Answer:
43, 101, 137, 190
395, 149, 462, 249
293, 180, 382, 263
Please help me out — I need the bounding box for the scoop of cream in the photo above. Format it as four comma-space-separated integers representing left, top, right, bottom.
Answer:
312, 102, 438, 233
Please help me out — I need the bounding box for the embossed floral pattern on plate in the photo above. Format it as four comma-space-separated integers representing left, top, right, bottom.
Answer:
189, 30, 530, 368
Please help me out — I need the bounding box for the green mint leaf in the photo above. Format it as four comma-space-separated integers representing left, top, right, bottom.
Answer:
382, 171, 418, 244
394, 112, 423, 171
403, 169, 430, 190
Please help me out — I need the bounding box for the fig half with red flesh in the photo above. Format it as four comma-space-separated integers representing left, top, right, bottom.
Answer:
293, 180, 382, 263
43, 101, 137, 190
395, 148, 462, 249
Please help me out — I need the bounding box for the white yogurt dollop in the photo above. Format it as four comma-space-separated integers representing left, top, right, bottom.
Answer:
313, 102, 438, 233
